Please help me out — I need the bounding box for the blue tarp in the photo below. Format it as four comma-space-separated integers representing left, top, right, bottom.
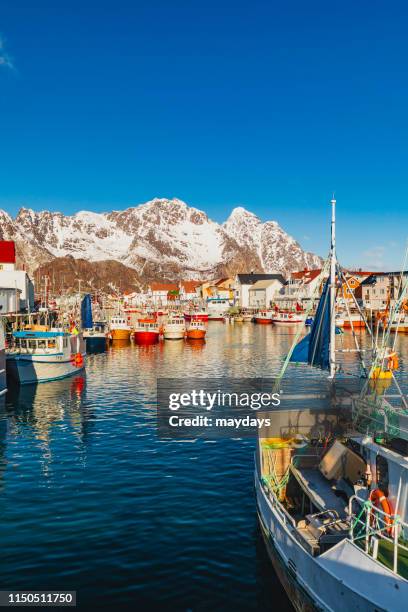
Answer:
290, 279, 331, 370
81, 294, 93, 329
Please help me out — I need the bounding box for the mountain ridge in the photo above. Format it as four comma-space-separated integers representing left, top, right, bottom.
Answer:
0, 198, 323, 289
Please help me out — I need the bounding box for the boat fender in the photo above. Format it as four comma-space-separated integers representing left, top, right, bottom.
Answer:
369, 488, 394, 536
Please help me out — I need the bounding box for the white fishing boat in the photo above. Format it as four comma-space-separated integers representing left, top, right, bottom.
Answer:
206, 298, 231, 320
271, 310, 304, 325
163, 315, 186, 340
6, 329, 86, 384
255, 198, 408, 611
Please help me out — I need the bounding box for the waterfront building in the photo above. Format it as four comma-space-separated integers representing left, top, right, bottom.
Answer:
0, 241, 34, 311
248, 279, 283, 308
147, 282, 179, 306
179, 280, 201, 302
234, 273, 285, 308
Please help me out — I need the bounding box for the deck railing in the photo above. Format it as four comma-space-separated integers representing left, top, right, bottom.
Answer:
348, 494, 408, 576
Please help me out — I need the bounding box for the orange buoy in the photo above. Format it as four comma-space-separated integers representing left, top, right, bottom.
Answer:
74, 353, 84, 367
369, 488, 394, 536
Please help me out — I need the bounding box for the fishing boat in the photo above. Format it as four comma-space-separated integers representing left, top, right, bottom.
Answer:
342, 309, 366, 329
109, 315, 132, 341
242, 312, 254, 322
184, 309, 209, 322
6, 329, 86, 384
133, 319, 160, 344
81, 294, 107, 352
186, 319, 206, 340
380, 313, 408, 334
163, 315, 185, 340
271, 310, 304, 325
206, 298, 231, 321
255, 198, 408, 611
255, 310, 273, 324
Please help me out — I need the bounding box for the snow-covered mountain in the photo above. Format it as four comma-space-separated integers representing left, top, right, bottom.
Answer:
0, 198, 322, 281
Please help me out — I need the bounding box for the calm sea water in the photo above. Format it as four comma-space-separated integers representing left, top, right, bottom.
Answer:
0, 323, 407, 610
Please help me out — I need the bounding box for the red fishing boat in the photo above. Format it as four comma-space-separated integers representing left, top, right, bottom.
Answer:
133, 319, 160, 344
254, 310, 273, 324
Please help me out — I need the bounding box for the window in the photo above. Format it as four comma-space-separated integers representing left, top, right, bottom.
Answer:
376, 455, 389, 495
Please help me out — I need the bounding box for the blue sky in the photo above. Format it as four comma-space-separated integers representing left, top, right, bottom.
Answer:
0, 0, 407, 270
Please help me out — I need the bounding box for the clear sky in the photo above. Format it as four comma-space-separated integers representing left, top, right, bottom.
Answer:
0, 0, 407, 270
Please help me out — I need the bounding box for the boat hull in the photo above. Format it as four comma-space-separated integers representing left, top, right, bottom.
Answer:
110, 329, 131, 341
6, 354, 86, 385
255, 318, 273, 324
186, 329, 206, 339
343, 319, 365, 329
0, 348, 6, 396
133, 331, 159, 345
163, 331, 185, 340
84, 335, 107, 353
272, 320, 303, 325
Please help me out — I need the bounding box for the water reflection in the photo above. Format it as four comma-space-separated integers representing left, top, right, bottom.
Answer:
5, 375, 88, 443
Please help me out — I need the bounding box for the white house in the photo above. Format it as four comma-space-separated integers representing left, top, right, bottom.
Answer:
234, 273, 286, 308
147, 282, 179, 306
179, 281, 200, 302
248, 279, 283, 308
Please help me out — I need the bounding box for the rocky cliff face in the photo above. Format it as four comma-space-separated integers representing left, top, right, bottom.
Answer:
0, 198, 322, 289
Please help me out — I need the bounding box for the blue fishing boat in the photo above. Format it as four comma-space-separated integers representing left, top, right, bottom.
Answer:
81, 294, 107, 353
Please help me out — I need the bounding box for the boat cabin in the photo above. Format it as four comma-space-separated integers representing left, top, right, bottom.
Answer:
9, 331, 70, 353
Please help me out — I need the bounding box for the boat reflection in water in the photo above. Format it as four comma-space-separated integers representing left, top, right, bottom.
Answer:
5, 374, 88, 443
185, 338, 206, 351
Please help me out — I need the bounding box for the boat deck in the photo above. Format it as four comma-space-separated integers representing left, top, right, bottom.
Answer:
291, 466, 347, 518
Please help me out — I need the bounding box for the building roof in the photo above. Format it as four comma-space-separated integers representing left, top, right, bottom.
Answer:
149, 282, 179, 292
360, 274, 384, 286
180, 280, 200, 292
290, 269, 322, 284
236, 273, 286, 285
249, 279, 281, 290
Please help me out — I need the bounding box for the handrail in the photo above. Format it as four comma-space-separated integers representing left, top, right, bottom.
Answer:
348, 494, 408, 575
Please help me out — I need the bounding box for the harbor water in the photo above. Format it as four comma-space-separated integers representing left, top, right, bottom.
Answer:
0, 323, 407, 610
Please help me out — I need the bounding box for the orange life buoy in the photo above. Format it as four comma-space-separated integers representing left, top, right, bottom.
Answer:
369, 488, 394, 536
74, 353, 84, 367
387, 352, 399, 371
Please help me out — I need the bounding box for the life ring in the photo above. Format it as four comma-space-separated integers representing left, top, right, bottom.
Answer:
387, 352, 399, 371
369, 488, 394, 536
74, 353, 84, 367
402, 299, 408, 313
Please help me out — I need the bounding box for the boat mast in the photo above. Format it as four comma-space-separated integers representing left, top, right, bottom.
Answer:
329, 196, 336, 378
